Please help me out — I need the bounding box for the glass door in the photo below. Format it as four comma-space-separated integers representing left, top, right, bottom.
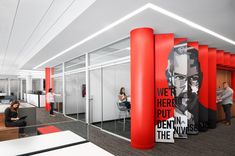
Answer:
89, 68, 102, 128
54, 77, 63, 113
65, 72, 86, 122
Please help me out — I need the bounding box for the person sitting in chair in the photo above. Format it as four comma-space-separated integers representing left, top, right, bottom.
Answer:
118, 87, 131, 111
4, 100, 27, 137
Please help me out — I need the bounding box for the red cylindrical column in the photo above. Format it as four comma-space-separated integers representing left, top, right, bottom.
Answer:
45, 68, 51, 111
130, 28, 155, 149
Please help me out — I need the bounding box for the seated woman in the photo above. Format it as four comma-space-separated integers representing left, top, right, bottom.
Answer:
4, 101, 27, 137
118, 87, 131, 110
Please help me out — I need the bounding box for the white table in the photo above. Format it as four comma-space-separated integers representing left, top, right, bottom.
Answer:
0, 103, 35, 113
0, 93, 7, 96
26, 94, 46, 107
34, 142, 114, 156
0, 131, 85, 156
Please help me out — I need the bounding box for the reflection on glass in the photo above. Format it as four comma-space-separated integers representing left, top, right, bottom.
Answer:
89, 68, 102, 127
10, 79, 20, 99
53, 64, 63, 74
89, 38, 130, 65
32, 79, 41, 92
54, 77, 63, 113
89, 63, 130, 138
102, 63, 130, 138
65, 72, 86, 122
65, 55, 85, 72
0, 78, 8, 94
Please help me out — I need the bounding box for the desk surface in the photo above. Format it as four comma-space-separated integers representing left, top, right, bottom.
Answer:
0, 130, 85, 156
0, 93, 7, 96
34, 142, 114, 156
0, 103, 35, 113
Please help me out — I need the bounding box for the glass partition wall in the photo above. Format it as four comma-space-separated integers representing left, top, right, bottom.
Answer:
10, 79, 20, 99
50, 37, 130, 139
88, 38, 130, 138
52, 64, 63, 113
0, 78, 9, 94
64, 55, 86, 122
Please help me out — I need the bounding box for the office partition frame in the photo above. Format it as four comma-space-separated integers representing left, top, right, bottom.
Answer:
50, 37, 131, 141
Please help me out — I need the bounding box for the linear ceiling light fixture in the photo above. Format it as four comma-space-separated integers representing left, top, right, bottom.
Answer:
33, 4, 149, 69
33, 3, 235, 69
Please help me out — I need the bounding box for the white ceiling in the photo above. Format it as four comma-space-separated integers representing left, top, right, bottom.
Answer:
0, 0, 235, 74
0, 0, 96, 75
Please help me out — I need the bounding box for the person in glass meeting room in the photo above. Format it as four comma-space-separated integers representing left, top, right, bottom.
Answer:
165, 44, 208, 136
217, 82, 234, 126
4, 100, 27, 137
46, 88, 61, 117
118, 87, 131, 111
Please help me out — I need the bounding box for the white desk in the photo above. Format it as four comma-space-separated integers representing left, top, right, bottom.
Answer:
0, 93, 7, 96
34, 142, 114, 156
0, 131, 85, 156
26, 94, 46, 107
0, 103, 35, 113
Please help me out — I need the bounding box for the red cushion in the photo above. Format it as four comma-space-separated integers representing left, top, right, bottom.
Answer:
37, 126, 61, 134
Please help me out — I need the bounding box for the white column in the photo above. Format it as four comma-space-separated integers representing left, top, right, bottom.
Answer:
26, 75, 32, 93
62, 63, 65, 115
85, 53, 89, 124
8, 78, 11, 96
20, 79, 23, 100
40, 78, 44, 91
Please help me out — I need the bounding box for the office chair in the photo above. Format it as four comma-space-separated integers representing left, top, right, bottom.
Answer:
116, 102, 129, 131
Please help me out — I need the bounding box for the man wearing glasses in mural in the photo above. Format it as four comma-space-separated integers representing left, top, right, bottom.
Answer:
166, 43, 207, 137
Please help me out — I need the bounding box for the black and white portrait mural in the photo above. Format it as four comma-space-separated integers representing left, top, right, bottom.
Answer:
166, 41, 203, 138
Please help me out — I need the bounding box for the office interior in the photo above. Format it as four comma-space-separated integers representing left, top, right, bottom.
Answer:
0, 0, 235, 155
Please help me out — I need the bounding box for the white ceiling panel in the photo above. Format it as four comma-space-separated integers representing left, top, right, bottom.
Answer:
22, 0, 235, 70
0, 0, 19, 69
0, 0, 96, 75
1, 0, 54, 72
0, 0, 234, 74
17, 0, 96, 69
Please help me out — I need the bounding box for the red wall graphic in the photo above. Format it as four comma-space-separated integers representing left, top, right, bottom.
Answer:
174, 38, 189, 138
198, 45, 209, 131
187, 42, 200, 134
155, 34, 175, 142
130, 28, 155, 149
224, 52, 231, 66
128, 27, 232, 149
231, 54, 235, 68
216, 50, 224, 65
208, 48, 217, 128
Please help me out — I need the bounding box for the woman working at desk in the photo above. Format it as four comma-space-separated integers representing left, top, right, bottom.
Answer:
4, 101, 27, 136
118, 87, 131, 111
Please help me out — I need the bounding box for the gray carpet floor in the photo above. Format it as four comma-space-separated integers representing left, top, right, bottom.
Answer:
32, 108, 235, 156
89, 119, 235, 156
